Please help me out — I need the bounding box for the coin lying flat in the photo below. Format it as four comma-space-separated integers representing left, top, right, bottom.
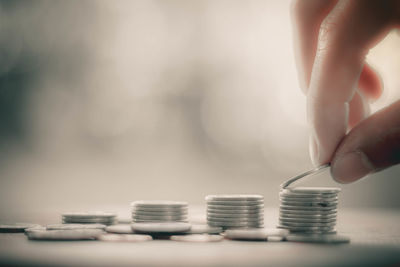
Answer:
184, 224, 223, 234
224, 228, 289, 241
47, 224, 106, 230
97, 234, 152, 242
286, 233, 350, 244
25, 226, 46, 235
26, 229, 104, 240
105, 224, 134, 234
267, 236, 285, 242
0, 223, 41, 233
170, 234, 223, 242
131, 222, 191, 233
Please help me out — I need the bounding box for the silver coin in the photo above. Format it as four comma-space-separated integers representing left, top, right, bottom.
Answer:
207, 204, 264, 211
206, 214, 264, 220
286, 233, 350, 243
280, 201, 338, 207
206, 200, 264, 206
279, 215, 336, 222
279, 193, 338, 201
279, 209, 337, 216
117, 218, 132, 224
46, 224, 106, 230
105, 224, 134, 234
282, 187, 341, 194
224, 228, 289, 241
62, 212, 117, 219
97, 234, 152, 242
62, 217, 117, 222
280, 205, 337, 211
280, 164, 330, 189
131, 201, 187, 208
26, 229, 103, 240
207, 208, 264, 215
280, 213, 336, 219
131, 222, 191, 233
268, 236, 285, 242
132, 214, 188, 220
62, 219, 117, 224
207, 217, 264, 223
279, 216, 336, 223
278, 220, 336, 228
24, 226, 46, 234
0, 223, 41, 233
277, 224, 335, 232
205, 195, 263, 201
170, 234, 223, 242
184, 224, 223, 234
132, 210, 187, 216
132, 218, 189, 223
208, 221, 263, 228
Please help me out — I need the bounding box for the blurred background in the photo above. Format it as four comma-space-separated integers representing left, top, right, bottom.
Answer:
0, 0, 399, 220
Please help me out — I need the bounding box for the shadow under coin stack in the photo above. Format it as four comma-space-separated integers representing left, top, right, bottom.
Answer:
62, 212, 117, 226
206, 195, 264, 229
278, 187, 340, 234
131, 201, 189, 223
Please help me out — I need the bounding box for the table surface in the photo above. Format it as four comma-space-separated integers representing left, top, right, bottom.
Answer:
0, 207, 400, 267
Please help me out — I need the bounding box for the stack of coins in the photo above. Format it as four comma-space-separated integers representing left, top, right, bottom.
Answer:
131, 201, 189, 223
278, 187, 340, 234
206, 195, 264, 229
62, 212, 117, 225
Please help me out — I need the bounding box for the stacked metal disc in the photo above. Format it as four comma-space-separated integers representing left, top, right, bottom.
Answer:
62, 212, 117, 225
278, 187, 340, 234
131, 201, 189, 223
206, 195, 264, 229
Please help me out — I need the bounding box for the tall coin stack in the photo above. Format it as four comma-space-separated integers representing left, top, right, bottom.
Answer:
206, 195, 264, 229
278, 187, 340, 234
131, 201, 189, 223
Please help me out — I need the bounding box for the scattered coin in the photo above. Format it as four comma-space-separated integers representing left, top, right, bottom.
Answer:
267, 236, 285, 242
224, 228, 289, 241
46, 224, 106, 230
105, 224, 134, 234
97, 234, 152, 242
170, 234, 223, 242
184, 224, 223, 234
26, 229, 103, 241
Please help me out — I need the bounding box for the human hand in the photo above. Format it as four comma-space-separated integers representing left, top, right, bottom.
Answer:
291, 0, 400, 183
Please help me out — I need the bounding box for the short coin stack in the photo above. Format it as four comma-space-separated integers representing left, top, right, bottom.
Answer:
278, 187, 340, 234
62, 212, 117, 226
206, 195, 264, 229
131, 201, 189, 223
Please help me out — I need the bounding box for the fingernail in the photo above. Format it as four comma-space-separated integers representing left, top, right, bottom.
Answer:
331, 151, 374, 183
309, 136, 319, 166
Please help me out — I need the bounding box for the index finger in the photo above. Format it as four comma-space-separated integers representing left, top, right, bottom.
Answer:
308, 0, 395, 165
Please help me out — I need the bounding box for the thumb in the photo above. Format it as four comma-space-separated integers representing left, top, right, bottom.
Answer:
331, 100, 400, 183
